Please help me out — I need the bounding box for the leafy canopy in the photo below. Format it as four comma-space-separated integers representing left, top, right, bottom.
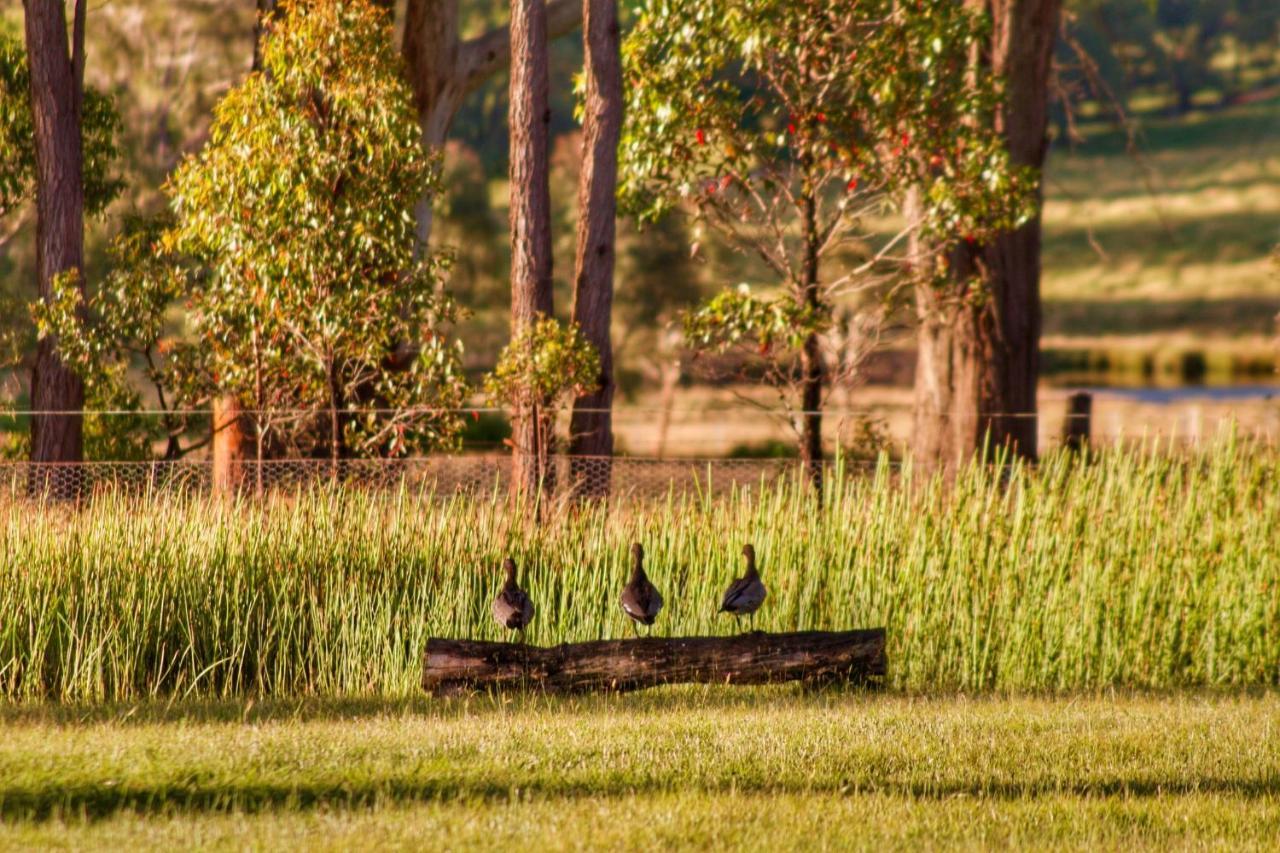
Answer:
0, 32, 122, 222
40, 0, 469, 459
620, 0, 1036, 399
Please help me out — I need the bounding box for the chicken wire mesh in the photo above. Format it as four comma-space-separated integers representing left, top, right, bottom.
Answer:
0, 455, 868, 503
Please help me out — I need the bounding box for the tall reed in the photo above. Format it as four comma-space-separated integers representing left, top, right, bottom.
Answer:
1, 434, 1276, 700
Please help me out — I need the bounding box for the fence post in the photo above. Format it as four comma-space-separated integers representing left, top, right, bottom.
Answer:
1062, 391, 1092, 452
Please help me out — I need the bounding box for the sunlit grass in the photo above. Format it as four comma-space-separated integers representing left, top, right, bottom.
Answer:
1, 434, 1277, 701
0, 692, 1277, 848
1042, 97, 1280, 323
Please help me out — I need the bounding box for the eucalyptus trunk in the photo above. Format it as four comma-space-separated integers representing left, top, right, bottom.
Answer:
508, 0, 556, 499
911, 0, 1061, 469
24, 0, 87, 479
568, 0, 622, 498
798, 187, 823, 492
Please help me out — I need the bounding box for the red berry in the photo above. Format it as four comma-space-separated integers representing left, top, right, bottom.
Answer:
696, 128, 706, 145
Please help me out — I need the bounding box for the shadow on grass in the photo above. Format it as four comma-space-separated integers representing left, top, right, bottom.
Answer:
2, 774, 1279, 823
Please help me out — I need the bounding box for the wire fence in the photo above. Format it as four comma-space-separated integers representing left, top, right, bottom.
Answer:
0, 455, 856, 503
2, 391, 1279, 501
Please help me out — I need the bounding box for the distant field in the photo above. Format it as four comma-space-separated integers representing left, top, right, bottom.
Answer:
1, 693, 1277, 849
1043, 97, 1280, 340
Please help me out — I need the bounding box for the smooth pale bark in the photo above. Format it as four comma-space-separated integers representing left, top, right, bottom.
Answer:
507, 0, 556, 497
567, 0, 622, 496
24, 0, 87, 470
422, 629, 887, 694
911, 0, 1062, 469
401, 0, 581, 248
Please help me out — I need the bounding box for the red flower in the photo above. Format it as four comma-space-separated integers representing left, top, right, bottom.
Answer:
846, 177, 859, 191
816, 112, 827, 123
471, 410, 480, 422
787, 122, 797, 135
696, 128, 706, 145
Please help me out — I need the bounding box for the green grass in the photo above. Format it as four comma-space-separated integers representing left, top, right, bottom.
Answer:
1, 434, 1278, 701
1043, 97, 1280, 338
0, 692, 1277, 848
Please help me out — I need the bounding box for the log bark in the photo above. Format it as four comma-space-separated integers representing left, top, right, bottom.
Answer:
24, 0, 88, 471
911, 0, 1061, 470
568, 0, 622, 496
508, 0, 556, 499
422, 629, 886, 695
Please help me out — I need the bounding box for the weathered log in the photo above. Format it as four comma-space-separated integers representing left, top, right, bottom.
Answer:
422, 628, 886, 695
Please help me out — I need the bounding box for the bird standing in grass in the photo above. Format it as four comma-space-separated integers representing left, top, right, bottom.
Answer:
620, 542, 663, 634
719, 543, 766, 630
492, 557, 534, 636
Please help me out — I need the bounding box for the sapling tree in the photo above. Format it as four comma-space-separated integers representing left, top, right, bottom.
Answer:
621, 0, 1034, 484
173, 0, 469, 462
485, 316, 600, 499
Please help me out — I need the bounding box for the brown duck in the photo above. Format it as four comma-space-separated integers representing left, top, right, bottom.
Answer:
719, 543, 766, 630
619, 542, 663, 633
491, 557, 534, 635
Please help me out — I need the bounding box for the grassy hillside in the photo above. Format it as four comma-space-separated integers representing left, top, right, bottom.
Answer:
1043, 97, 1280, 342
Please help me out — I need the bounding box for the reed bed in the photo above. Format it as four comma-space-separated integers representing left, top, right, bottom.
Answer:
1, 434, 1277, 701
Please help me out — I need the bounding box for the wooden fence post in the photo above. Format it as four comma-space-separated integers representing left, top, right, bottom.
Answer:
1062, 391, 1092, 452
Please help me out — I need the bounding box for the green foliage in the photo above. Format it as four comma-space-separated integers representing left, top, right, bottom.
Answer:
620, 0, 1034, 245
484, 316, 601, 413
159, 0, 468, 457
682, 284, 825, 354
0, 32, 123, 220
32, 218, 196, 459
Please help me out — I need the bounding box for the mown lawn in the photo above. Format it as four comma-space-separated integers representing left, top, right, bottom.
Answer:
0, 690, 1277, 849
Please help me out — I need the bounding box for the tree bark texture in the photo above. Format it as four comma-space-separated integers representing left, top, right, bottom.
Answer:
401, 0, 582, 248
423, 629, 886, 695
798, 188, 823, 491
911, 0, 1061, 470
568, 0, 622, 496
211, 396, 248, 496
24, 0, 87, 470
507, 0, 556, 498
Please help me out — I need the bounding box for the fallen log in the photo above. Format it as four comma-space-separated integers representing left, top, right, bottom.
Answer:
422, 628, 885, 695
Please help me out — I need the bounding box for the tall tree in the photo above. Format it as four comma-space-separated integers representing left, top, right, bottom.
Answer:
623, 0, 1031, 487
567, 0, 621, 494
22, 0, 89, 469
508, 0, 556, 496
912, 0, 1062, 469
401, 0, 581, 247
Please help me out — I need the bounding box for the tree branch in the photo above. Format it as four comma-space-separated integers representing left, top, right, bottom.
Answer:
457, 0, 582, 94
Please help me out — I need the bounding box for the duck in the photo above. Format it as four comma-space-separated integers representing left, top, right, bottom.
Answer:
719, 543, 766, 630
492, 556, 535, 636
619, 542, 663, 634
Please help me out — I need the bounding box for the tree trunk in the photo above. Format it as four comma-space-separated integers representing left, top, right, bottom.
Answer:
507, 0, 556, 499
568, 0, 622, 498
252, 0, 277, 71
423, 629, 886, 695
911, 0, 1060, 470
798, 188, 823, 491
212, 396, 248, 496
24, 0, 87, 477
401, 0, 582, 249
